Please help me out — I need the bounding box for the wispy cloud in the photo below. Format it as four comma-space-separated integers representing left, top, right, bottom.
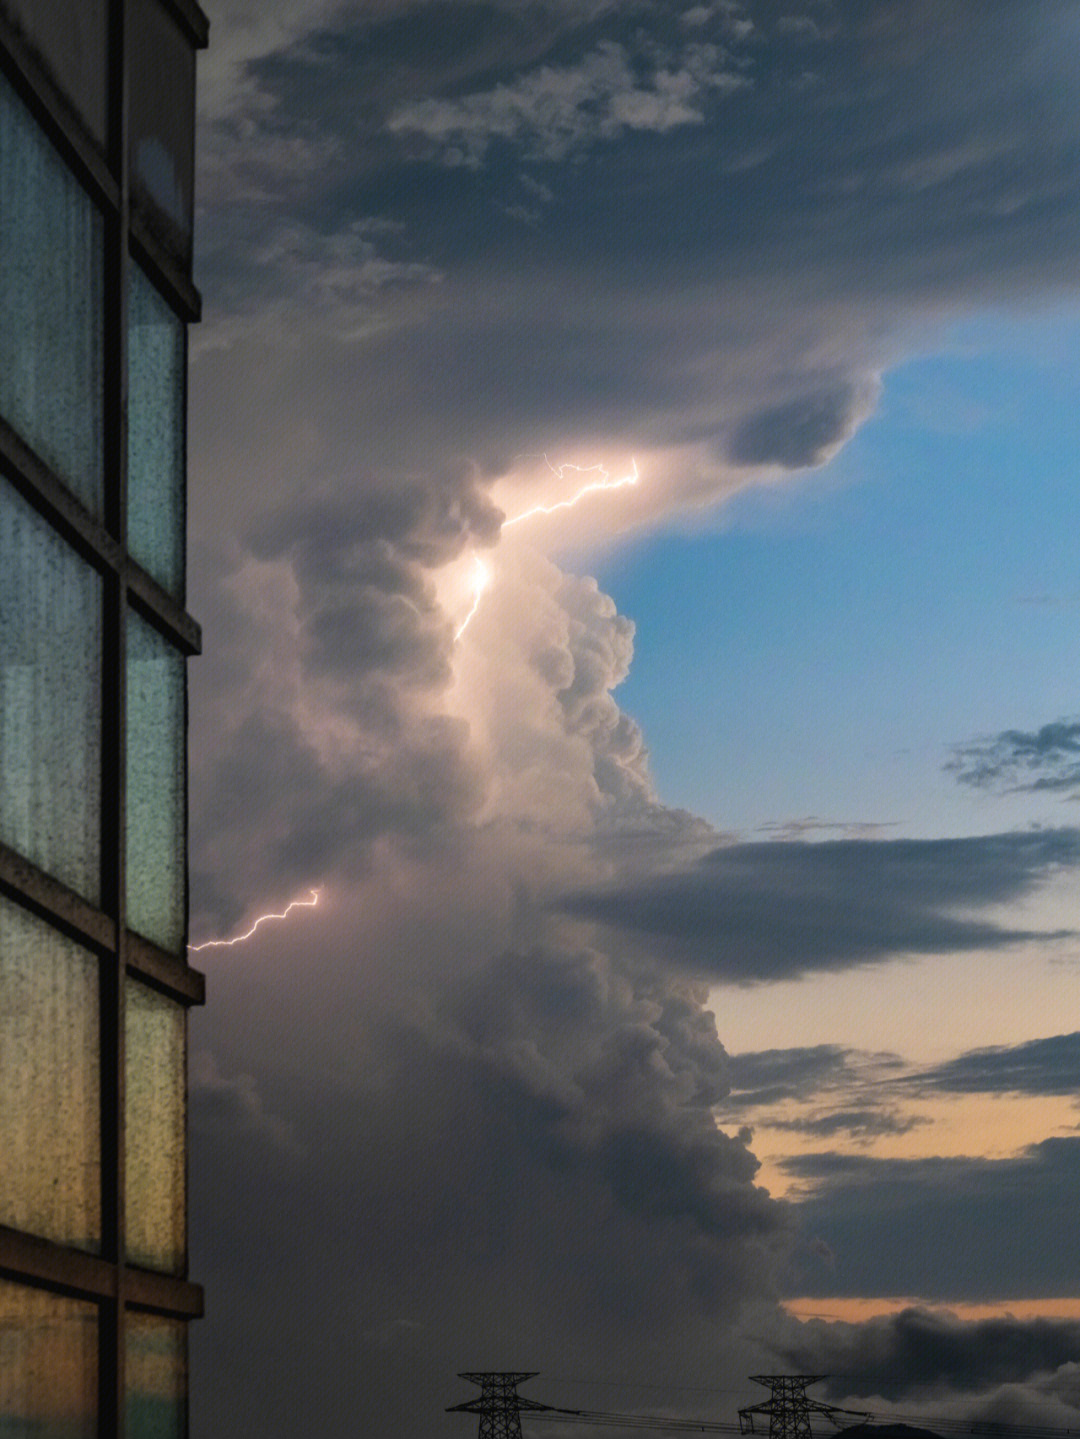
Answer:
387, 39, 748, 167
947, 720, 1080, 797
719, 1045, 917, 1146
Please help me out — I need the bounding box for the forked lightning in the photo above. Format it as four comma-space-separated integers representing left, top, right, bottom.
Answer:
189, 889, 320, 952
455, 456, 639, 638
194, 459, 638, 950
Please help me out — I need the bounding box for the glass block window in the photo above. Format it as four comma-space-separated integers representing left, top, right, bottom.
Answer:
128, 264, 185, 599
126, 1313, 187, 1439
0, 1278, 97, 1439
126, 609, 185, 953
129, 0, 195, 267
0, 478, 102, 900
125, 980, 186, 1273
0, 0, 109, 144
0, 68, 104, 515
0, 897, 100, 1251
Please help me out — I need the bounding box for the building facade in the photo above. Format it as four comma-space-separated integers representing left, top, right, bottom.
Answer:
0, 0, 207, 1433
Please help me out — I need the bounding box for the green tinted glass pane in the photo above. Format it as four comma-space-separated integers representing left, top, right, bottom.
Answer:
126, 1313, 187, 1439
0, 897, 99, 1251
126, 611, 185, 953
0, 1278, 97, 1439
125, 980, 185, 1272
0, 479, 102, 900
128, 265, 185, 599
0, 0, 109, 143
0, 70, 104, 514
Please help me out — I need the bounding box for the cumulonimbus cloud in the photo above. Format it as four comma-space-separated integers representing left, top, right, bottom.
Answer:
186, 3, 1080, 1434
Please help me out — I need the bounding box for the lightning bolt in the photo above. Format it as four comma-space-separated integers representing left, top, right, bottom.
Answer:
502, 456, 640, 529
454, 456, 639, 639
188, 889, 320, 952
453, 555, 493, 641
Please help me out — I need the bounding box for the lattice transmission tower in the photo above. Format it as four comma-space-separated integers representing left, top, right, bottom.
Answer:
739, 1376, 863, 1439
448, 1373, 554, 1439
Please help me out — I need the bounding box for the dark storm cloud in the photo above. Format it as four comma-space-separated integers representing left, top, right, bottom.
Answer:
776, 1308, 1080, 1401
559, 831, 1080, 982
189, 702, 482, 930
783, 1138, 1080, 1300
911, 1032, 1080, 1098
248, 456, 502, 570
947, 720, 1080, 798
248, 478, 499, 680
195, 0, 1080, 501
186, 477, 498, 928
447, 948, 775, 1238
189, 1051, 300, 1155
192, 935, 793, 1436
726, 382, 879, 471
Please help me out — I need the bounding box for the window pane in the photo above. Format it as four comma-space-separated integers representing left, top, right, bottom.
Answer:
0, 1279, 97, 1439
0, 479, 102, 901
126, 610, 185, 953
126, 1313, 187, 1439
0, 69, 104, 514
0, 897, 100, 1251
128, 264, 185, 599
129, 0, 195, 268
0, 0, 109, 144
125, 980, 186, 1273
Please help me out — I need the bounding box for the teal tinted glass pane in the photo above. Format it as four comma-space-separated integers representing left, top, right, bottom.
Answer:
0, 897, 100, 1251
0, 0, 109, 143
126, 1314, 187, 1439
126, 611, 185, 953
128, 265, 185, 599
0, 1278, 97, 1439
129, 0, 195, 268
125, 980, 186, 1273
0, 479, 101, 900
0, 70, 104, 514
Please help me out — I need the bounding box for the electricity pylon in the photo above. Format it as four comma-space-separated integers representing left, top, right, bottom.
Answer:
739, 1376, 864, 1439
448, 1373, 553, 1439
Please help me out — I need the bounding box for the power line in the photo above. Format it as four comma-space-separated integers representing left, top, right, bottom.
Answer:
739, 1376, 871, 1439
540, 1379, 749, 1398
533, 1408, 1080, 1439
536, 1412, 742, 1433
448, 1373, 1080, 1439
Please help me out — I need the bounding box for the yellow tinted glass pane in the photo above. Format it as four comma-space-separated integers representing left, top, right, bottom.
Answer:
0, 896, 100, 1250
0, 1278, 97, 1439
125, 980, 186, 1272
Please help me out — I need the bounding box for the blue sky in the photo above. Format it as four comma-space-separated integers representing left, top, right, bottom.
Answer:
593, 310, 1080, 837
